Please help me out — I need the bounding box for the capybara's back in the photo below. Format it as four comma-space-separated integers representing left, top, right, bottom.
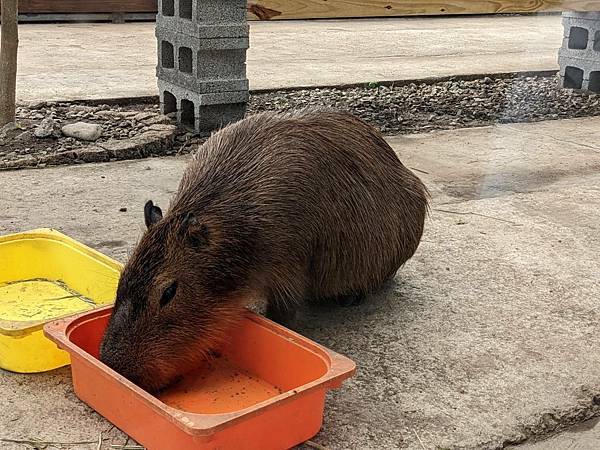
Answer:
174, 110, 428, 319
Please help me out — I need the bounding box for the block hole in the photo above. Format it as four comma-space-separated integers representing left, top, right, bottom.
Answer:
181, 99, 195, 128
163, 91, 177, 115
589, 72, 600, 93
564, 66, 584, 89
594, 31, 600, 52
179, 0, 192, 19
179, 47, 193, 74
162, 0, 174, 16
161, 41, 174, 69
568, 27, 588, 50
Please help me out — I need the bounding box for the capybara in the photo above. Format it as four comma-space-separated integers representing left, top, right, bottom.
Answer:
99, 110, 428, 392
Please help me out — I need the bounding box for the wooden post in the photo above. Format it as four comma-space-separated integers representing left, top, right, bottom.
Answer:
0, 0, 19, 127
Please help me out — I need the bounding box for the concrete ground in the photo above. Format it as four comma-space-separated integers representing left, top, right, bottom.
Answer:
1, 116, 600, 449
13, 14, 563, 103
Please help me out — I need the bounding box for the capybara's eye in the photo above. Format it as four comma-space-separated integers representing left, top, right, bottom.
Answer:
160, 281, 178, 307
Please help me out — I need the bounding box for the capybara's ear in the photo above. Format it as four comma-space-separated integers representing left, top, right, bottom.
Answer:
182, 212, 209, 249
144, 200, 163, 228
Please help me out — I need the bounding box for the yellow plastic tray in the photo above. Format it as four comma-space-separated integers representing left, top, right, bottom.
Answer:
0, 228, 122, 373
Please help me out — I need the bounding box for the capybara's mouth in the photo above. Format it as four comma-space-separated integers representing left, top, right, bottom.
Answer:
152, 374, 185, 395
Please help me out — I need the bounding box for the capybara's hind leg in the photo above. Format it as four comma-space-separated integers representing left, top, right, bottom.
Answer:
385, 271, 398, 284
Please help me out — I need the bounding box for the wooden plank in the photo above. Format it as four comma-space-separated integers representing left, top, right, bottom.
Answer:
2, 0, 599, 19
246, 0, 600, 20
15, 12, 157, 21
0, 0, 157, 14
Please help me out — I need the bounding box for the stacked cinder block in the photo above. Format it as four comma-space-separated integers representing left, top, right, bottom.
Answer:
558, 11, 600, 93
156, 0, 249, 133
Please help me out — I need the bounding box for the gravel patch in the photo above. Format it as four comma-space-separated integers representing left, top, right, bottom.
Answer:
1, 74, 599, 169
248, 74, 600, 134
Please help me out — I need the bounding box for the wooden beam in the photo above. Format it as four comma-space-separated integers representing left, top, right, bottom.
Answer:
0, 0, 158, 14
247, 0, 600, 20
2, 0, 599, 19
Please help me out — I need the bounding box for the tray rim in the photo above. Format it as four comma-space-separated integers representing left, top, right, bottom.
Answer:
44, 305, 357, 437
0, 228, 122, 336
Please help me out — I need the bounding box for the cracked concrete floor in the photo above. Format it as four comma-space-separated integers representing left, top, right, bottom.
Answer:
1, 117, 600, 449
509, 416, 600, 449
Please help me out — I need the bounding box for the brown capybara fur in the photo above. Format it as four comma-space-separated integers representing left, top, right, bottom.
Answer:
99, 109, 428, 392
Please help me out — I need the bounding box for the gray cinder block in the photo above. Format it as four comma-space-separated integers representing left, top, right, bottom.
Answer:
559, 55, 600, 91
157, 0, 248, 38
159, 80, 247, 134
156, 0, 249, 133
156, 67, 249, 94
159, 0, 246, 23
157, 46, 246, 84
156, 16, 248, 39
159, 79, 249, 105
558, 11, 600, 93
156, 27, 249, 50
195, 0, 247, 23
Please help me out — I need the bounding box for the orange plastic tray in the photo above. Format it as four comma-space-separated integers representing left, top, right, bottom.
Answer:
44, 306, 356, 450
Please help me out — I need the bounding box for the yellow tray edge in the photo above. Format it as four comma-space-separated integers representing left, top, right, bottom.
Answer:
0, 228, 122, 337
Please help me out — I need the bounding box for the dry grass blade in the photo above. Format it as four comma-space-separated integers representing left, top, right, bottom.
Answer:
433, 208, 519, 225
412, 428, 427, 449
109, 445, 145, 450
410, 167, 430, 175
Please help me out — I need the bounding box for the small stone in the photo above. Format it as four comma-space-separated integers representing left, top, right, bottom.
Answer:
34, 117, 55, 138
0, 122, 17, 135
147, 124, 177, 132
26, 101, 47, 109
15, 130, 33, 141
62, 122, 103, 141
78, 146, 110, 163
96, 110, 123, 119
143, 114, 173, 125
133, 111, 155, 122
96, 138, 140, 154
483, 76, 494, 84
71, 105, 88, 112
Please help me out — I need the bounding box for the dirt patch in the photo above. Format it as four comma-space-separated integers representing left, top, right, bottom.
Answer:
0, 103, 202, 170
